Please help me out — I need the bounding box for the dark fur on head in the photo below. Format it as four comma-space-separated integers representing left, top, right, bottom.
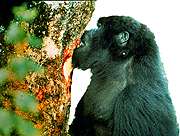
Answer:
70, 16, 179, 136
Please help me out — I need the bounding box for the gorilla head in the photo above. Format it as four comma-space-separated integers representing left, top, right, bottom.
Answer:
73, 16, 159, 83
70, 16, 179, 136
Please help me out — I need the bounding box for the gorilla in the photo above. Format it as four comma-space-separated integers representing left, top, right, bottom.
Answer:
70, 16, 179, 136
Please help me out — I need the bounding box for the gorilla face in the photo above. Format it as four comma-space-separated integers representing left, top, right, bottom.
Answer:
72, 29, 110, 71
72, 16, 146, 78
72, 29, 134, 82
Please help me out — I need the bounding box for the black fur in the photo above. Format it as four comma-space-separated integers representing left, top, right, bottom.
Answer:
70, 16, 179, 136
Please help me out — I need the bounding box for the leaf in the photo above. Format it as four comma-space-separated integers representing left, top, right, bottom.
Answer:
13, 5, 38, 22
28, 35, 42, 49
0, 109, 14, 135
26, 58, 44, 74
0, 69, 9, 84
9, 57, 29, 80
0, 109, 40, 136
5, 23, 26, 44
9, 57, 43, 80
14, 91, 38, 113
15, 116, 40, 136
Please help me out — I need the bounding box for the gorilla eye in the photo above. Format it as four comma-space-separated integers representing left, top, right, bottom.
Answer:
119, 50, 129, 58
122, 52, 126, 56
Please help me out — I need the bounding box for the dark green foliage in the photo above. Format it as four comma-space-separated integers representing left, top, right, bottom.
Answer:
0, 0, 27, 27
0, 2, 42, 136
27, 34, 42, 49
13, 5, 38, 23
4, 3, 42, 49
14, 91, 38, 113
9, 57, 43, 81
0, 69, 8, 84
0, 109, 15, 135
0, 109, 39, 136
5, 23, 26, 44
15, 116, 39, 136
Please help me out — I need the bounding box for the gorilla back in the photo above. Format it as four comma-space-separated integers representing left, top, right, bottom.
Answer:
70, 16, 179, 136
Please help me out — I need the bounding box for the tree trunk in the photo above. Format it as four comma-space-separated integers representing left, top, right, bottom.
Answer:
0, 1, 95, 136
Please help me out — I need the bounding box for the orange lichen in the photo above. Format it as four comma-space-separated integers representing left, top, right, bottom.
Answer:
14, 42, 28, 55
15, 108, 37, 122
35, 123, 43, 129
2, 99, 12, 109
62, 38, 80, 83
36, 89, 44, 101
10, 80, 29, 91
61, 38, 80, 105
38, 103, 45, 111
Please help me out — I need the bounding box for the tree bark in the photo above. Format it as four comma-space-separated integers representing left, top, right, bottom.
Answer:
0, 1, 95, 136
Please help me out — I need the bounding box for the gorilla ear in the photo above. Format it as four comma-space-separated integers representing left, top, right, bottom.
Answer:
115, 31, 129, 46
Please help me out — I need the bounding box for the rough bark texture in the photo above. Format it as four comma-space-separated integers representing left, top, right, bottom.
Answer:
0, 1, 95, 136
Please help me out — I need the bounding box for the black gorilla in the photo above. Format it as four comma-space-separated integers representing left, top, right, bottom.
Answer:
70, 16, 179, 136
